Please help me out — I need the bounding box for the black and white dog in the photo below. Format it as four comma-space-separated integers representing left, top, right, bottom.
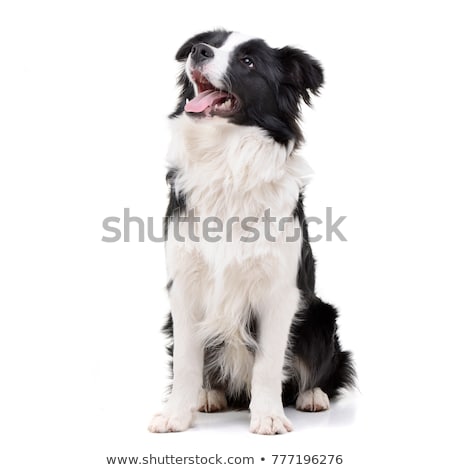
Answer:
149, 30, 355, 435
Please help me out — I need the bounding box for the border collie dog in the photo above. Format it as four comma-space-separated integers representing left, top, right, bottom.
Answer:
149, 30, 355, 435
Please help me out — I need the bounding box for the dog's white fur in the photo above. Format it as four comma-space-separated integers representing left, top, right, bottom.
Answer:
187, 33, 253, 93
149, 115, 312, 434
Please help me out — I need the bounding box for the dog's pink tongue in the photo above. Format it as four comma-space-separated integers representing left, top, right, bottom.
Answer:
185, 90, 228, 113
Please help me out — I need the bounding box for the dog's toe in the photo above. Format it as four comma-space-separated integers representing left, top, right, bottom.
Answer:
250, 412, 293, 435
296, 387, 330, 412
198, 389, 228, 413
148, 411, 193, 433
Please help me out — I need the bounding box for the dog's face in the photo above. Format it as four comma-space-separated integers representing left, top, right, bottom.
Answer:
172, 30, 324, 144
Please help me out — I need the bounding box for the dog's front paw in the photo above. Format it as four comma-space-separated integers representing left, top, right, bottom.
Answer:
250, 412, 293, 435
148, 411, 193, 433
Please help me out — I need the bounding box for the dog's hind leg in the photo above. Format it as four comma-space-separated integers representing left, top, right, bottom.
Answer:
198, 388, 228, 412
296, 387, 330, 412
287, 298, 355, 408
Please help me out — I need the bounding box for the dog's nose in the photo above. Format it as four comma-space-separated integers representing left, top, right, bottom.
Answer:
190, 43, 214, 64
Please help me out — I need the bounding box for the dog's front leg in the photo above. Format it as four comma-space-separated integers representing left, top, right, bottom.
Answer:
249, 286, 299, 434
149, 280, 203, 433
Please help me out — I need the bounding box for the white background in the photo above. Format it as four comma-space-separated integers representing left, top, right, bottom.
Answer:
1, 1, 449, 468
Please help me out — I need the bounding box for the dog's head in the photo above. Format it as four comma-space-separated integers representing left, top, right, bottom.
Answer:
172, 30, 324, 145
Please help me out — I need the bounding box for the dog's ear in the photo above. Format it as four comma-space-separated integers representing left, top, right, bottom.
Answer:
279, 47, 324, 106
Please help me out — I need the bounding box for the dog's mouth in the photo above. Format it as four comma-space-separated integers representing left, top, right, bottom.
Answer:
184, 70, 239, 117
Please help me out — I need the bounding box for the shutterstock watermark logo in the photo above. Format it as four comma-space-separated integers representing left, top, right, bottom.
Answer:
101, 208, 347, 243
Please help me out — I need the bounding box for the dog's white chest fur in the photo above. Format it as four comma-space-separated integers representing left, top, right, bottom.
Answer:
166, 115, 311, 254
165, 115, 309, 389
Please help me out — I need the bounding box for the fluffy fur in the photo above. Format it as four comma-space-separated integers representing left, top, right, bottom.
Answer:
149, 30, 355, 435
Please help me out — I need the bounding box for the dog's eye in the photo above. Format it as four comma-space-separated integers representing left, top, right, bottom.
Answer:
241, 57, 254, 68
